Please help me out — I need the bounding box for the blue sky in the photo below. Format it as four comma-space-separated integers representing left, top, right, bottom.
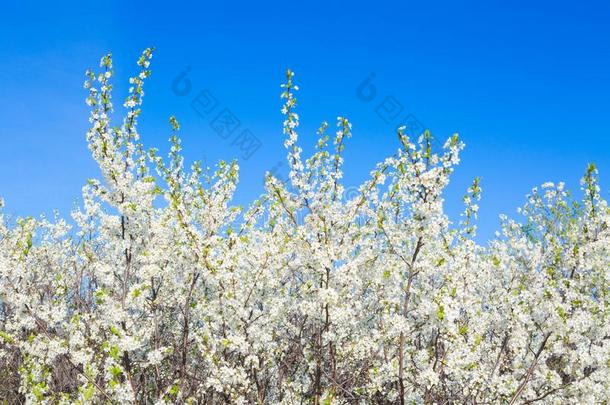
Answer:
1, 1, 609, 241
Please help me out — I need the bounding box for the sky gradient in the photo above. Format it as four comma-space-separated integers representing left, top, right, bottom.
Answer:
1, 1, 609, 241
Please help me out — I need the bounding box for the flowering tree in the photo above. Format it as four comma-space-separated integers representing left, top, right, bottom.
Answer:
0, 49, 609, 404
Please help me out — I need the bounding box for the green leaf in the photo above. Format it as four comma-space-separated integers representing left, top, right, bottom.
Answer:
83, 384, 95, 400
437, 305, 445, 321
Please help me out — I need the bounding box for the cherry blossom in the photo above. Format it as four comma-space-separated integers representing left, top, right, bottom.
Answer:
0, 49, 609, 404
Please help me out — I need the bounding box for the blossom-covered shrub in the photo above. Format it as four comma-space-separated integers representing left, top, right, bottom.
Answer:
0, 49, 609, 404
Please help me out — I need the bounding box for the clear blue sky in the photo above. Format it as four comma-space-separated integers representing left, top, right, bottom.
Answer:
1, 1, 609, 241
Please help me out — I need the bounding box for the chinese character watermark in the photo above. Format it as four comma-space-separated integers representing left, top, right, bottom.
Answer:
172, 67, 263, 161
356, 72, 439, 143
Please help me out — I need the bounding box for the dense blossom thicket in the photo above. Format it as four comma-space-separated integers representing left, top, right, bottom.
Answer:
1, 49, 609, 404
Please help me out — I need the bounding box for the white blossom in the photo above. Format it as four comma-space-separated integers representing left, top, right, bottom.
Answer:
0, 49, 608, 404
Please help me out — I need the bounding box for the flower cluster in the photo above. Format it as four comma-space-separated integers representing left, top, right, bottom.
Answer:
1, 50, 609, 404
